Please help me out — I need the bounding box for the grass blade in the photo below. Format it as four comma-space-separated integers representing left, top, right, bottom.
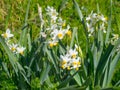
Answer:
72, 0, 83, 21
105, 0, 112, 44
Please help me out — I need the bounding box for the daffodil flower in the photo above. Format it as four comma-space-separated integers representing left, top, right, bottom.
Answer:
48, 40, 58, 48
71, 57, 81, 70
111, 34, 119, 45
1, 29, 14, 39
60, 45, 81, 70
51, 29, 66, 40
9, 43, 18, 53
16, 46, 26, 55
46, 6, 58, 21
86, 12, 107, 37
60, 54, 71, 69
68, 49, 78, 59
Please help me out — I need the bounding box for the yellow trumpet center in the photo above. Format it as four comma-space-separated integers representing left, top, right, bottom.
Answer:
61, 65, 65, 69
57, 33, 63, 39
62, 60, 67, 65
62, 22, 66, 27
53, 42, 58, 46
72, 54, 76, 58
20, 51, 24, 55
3, 33, 8, 38
66, 30, 71, 36
11, 47, 16, 51
52, 12, 57, 16
73, 61, 80, 66
75, 67, 79, 71
49, 43, 54, 48
67, 66, 71, 70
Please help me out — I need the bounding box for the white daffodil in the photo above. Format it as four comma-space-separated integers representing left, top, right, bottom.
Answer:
98, 14, 107, 23
16, 46, 26, 55
40, 32, 47, 38
68, 48, 78, 59
60, 45, 81, 70
92, 13, 97, 19
48, 40, 58, 48
46, 6, 58, 21
71, 57, 81, 70
86, 23, 94, 36
9, 43, 18, 53
60, 54, 71, 69
57, 30, 65, 39
51, 29, 66, 40
65, 25, 71, 36
86, 12, 107, 37
86, 11, 97, 21
57, 19, 66, 28
111, 34, 119, 45
100, 23, 106, 33
1, 29, 14, 39
112, 34, 119, 40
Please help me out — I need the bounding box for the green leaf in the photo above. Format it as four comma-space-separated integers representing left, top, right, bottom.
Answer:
95, 44, 114, 86
58, 0, 68, 13
40, 63, 51, 85
70, 27, 77, 48
105, 0, 112, 44
45, 47, 59, 74
59, 85, 86, 90
19, 0, 31, 46
58, 70, 80, 88
2, 62, 10, 77
72, 0, 83, 21
107, 52, 120, 86
70, 70, 81, 86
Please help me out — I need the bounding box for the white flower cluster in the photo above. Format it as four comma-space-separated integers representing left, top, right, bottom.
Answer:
40, 6, 71, 48
111, 34, 119, 45
1, 29, 26, 55
60, 45, 81, 70
86, 11, 107, 37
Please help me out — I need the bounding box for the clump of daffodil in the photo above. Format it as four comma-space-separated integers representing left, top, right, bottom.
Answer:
1, 29, 26, 55
39, 6, 72, 48
60, 45, 81, 70
86, 11, 107, 37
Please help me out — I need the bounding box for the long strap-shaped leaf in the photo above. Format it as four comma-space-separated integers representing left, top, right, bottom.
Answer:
95, 44, 114, 86
19, 0, 31, 46
72, 0, 89, 51
95, 38, 120, 86
107, 38, 120, 86
105, 0, 112, 44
